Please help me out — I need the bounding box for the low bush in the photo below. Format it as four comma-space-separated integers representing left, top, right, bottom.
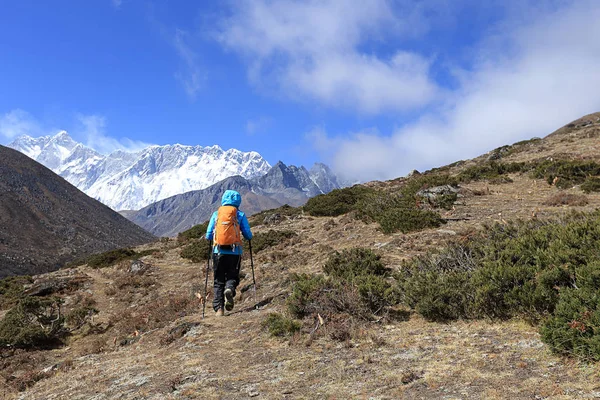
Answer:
543, 193, 589, 207
0, 276, 32, 310
250, 204, 302, 226
531, 160, 600, 189
84, 248, 156, 269
287, 248, 398, 321
180, 240, 211, 263
0, 297, 65, 348
323, 248, 387, 280
262, 313, 301, 337
304, 185, 376, 217
457, 162, 526, 183
248, 230, 297, 253
581, 177, 600, 193
397, 210, 600, 359
177, 221, 209, 243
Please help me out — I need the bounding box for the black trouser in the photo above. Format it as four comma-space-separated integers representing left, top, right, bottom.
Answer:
212, 253, 241, 311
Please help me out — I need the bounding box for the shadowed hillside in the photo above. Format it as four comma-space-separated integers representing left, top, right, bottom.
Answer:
0, 145, 156, 278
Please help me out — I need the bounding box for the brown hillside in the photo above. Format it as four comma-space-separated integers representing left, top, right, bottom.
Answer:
0, 145, 155, 278
3, 114, 600, 399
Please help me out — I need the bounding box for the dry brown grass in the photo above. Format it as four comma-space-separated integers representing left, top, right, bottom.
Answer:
543, 192, 589, 206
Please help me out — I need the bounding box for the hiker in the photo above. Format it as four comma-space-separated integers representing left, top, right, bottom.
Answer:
205, 190, 253, 316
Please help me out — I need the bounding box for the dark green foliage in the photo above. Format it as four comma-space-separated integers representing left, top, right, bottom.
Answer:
262, 313, 301, 337
457, 162, 527, 183
581, 177, 600, 193
540, 262, 600, 360
287, 273, 329, 319
180, 240, 211, 263
66, 305, 98, 329
304, 175, 457, 234
357, 175, 457, 234
397, 210, 600, 359
323, 248, 387, 280
249, 230, 297, 253
84, 248, 156, 269
396, 245, 477, 322
249, 204, 302, 226
512, 137, 542, 147
303, 185, 376, 217
531, 160, 600, 189
177, 221, 209, 243
287, 248, 398, 320
0, 276, 32, 310
375, 208, 445, 234
0, 297, 65, 348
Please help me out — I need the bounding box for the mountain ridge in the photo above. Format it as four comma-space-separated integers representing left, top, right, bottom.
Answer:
124, 160, 341, 237
8, 133, 273, 211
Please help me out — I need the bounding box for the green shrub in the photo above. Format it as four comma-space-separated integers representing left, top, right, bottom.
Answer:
180, 240, 211, 263
287, 273, 330, 319
323, 248, 387, 280
177, 221, 209, 243
304, 185, 376, 217
85, 248, 136, 269
250, 204, 302, 226
397, 245, 477, 322
262, 313, 301, 337
397, 210, 600, 359
249, 230, 297, 253
457, 162, 527, 183
531, 160, 600, 189
540, 262, 600, 360
581, 177, 600, 193
375, 208, 445, 234
0, 276, 32, 310
0, 297, 65, 348
66, 305, 98, 329
287, 248, 398, 321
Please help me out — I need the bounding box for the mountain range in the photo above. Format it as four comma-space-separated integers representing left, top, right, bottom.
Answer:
122, 161, 343, 237
8, 132, 272, 211
0, 145, 155, 277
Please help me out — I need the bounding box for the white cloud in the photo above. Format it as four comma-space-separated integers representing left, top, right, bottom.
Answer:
217, 0, 440, 114
0, 109, 41, 140
174, 29, 204, 99
77, 114, 150, 154
311, 0, 600, 182
246, 116, 273, 135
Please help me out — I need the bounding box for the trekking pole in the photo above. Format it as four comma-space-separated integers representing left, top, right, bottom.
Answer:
249, 240, 257, 302
202, 241, 211, 319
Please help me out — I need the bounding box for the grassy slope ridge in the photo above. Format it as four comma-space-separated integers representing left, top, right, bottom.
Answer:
2, 115, 600, 398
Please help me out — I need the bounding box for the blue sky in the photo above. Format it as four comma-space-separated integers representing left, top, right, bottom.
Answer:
1, 0, 600, 182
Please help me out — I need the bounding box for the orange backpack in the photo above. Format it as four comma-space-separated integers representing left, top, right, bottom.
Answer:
214, 205, 242, 246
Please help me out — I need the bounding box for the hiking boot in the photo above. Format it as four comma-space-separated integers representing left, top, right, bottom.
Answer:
224, 288, 235, 311
215, 308, 224, 317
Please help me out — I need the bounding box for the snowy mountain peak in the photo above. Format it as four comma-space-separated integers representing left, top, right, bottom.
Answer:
8, 134, 272, 211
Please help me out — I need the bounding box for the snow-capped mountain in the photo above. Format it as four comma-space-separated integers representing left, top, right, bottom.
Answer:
8, 132, 272, 210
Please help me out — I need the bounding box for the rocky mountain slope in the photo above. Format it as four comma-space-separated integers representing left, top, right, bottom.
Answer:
8, 132, 272, 210
0, 145, 155, 278
3, 112, 600, 399
124, 161, 342, 237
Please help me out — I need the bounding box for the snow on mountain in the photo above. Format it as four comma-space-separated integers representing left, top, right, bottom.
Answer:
8, 132, 272, 211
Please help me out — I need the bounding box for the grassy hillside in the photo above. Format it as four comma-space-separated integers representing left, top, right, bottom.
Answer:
2, 114, 600, 399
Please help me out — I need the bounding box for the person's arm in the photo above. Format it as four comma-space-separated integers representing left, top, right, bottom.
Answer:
205, 212, 217, 241
238, 211, 253, 240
